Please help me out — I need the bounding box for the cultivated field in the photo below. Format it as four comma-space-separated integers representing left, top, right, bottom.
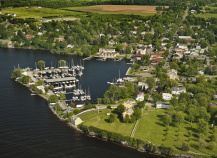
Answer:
1, 7, 85, 18
64, 5, 168, 16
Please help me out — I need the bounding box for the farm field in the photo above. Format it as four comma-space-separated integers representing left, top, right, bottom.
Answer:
63, 5, 168, 16
1, 7, 85, 18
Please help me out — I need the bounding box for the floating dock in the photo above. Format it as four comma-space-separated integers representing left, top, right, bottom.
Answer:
83, 56, 94, 61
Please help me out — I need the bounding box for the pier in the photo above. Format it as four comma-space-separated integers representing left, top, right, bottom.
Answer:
44, 77, 76, 84
83, 56, 94, 61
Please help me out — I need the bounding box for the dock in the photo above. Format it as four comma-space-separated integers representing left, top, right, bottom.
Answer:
44, 77, 76, 84
83, 56, 94, 61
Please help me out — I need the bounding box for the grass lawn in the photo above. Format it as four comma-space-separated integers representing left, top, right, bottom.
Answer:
79, 109, 135, 136
195, 13, 217, 19
1, 7, 85, 18
134, 108, 217, 156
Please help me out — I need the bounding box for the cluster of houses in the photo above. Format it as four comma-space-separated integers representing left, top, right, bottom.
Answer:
98, 48, 117, 58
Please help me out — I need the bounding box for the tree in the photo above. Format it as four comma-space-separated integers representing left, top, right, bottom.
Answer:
49, 95, 59, 103
59, 93, 66, 99
169, 62, 179, 70
146, 77, 156, 89
37, 60, 46, 70
163, 114, 172, 127
124, 114, 130, 123
170, 97, 178, 108
134, 108, 142, 120
126, 46, 132, 54
108, 113, 116, 123
165, 43, 172, 49
21, 75, 30, 84
58, 60, 66, 67
175, 111, 184, 128
188, 107, 197, 125
197, 119, 208, 134
11, 68, 22, 79
114, 104, 125, 117
73, 109, 80, 115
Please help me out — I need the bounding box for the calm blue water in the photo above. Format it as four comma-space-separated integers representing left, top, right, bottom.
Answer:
0, 48, 162, 158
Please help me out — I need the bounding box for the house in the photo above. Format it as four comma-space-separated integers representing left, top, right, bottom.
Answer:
198, 69, 204, 75
191, 10, 197, 14
122, 108, 134, 118
12, 14, 16, 17
213, 95, 217, 101
108, 40, 117, 46
178, 36, 194, 41
171, 87, 186, 95
177, 43, 188, 50
156, 102, 170, 109
42, 19, 52, 23
140, 66, 149, 71
37, 86, 45, 93
136, 92, 144, 101
67, 44, 74, 48
37, 32, 43, 36
123, 101, 134, 109
57, 36, 65, 42
162, 93, 172, 100
71, 115, 83, 126
151, 57, 164, 64
167, 69, 179, 80
136, 48, 147, 55
24, 34, 35, 39
134, 54, 144, 61
130, 30, 137, 35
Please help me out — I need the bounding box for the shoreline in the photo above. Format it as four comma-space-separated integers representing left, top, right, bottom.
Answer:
14, 74, 208, 158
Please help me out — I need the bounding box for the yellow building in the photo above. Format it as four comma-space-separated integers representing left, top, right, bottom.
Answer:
123, 101, 134, 109
71, 115, 83, 126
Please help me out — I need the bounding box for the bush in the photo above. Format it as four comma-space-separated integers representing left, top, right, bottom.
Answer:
107, 105, 112, 109
182, 142, 190, 151
108, 113, 116, 123
73, 109, 80, 115
11, 68, 22, 79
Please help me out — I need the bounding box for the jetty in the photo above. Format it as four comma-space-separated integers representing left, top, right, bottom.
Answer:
83, 56, 94, 61
44, 77, 76, 84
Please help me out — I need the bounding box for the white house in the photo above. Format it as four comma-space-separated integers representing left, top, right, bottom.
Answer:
191, 10, 197, 14
108, 40, 117, 46
37, 32, 43, 36
198, 69, 204, 75
136, 92, 144, 101
171, 87, 186, 95
71, 115, 83, 126
67, 44, 74, 48
122, 108, 134, 118
136, 48, 147, 55
167, 69, 179, 80
156, 102, 170, 109
162, 93, 172, 100
177, 43, 188, 49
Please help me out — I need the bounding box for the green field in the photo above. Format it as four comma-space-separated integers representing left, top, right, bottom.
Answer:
80, 108, 217, 156
1, 7, 85, 18
195, 13, 217, 19
134, 108, 217, 156
79, 109, 135, 136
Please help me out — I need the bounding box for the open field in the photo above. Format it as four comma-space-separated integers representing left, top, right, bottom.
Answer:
134, 108, 217, 156
63, 5, 168, 16
79, 109, 135, 136
1, 7, 85, 18
80, 107, 217, 156
195, 13, 217, 19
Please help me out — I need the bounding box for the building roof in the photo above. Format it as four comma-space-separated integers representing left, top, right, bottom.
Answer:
171, 86, 186, 91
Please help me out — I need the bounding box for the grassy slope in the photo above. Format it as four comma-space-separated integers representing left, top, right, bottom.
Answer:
79, 109, 135, 136
134, 108, 217, 156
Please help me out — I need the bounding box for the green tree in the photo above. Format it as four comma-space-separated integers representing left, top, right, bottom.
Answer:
146, 77, 156, 89
59, 93, 66, 99
197, 119, 208, 134
49, 95, 59, 103
134, 107, 142, 120
175, 111, 184, 128
58, 60, 66, 67
37, 60, 46, 70
182, 142, 190, 151
73, 109, 80, 115
108, 113, 116, 123
163, 114, 172, 127
11, 68, 22, 79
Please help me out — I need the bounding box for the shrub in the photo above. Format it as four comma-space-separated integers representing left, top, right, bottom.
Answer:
182, 142, 190, 151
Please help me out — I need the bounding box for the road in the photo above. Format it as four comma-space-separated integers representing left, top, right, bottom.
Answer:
164, 5, 189, 68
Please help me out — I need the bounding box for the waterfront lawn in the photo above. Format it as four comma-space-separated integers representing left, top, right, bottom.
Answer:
79, 109, 135, 136
134, 108, 217, 155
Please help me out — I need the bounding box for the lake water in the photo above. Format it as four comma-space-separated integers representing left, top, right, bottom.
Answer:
0, 48, 162, 158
